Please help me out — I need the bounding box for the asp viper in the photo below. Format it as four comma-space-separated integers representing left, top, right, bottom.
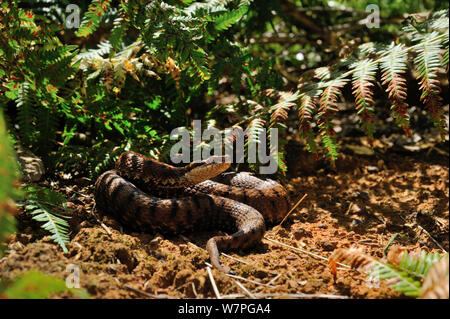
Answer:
94, 151, 290, 273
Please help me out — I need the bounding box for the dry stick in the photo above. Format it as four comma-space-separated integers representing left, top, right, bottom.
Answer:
90, 203, 112, 236
263, 236, 351, 269
206, 266, 222, 299
191, 282, 198, 298
417, 225, 447, 253
179, 235, 201, 249
219, 292, 349, 299
124, 284, 172, 299
205, 261, 273, 288
225, 273, 276, 288
221, 252, 250, 265
267, 273, 282, 286
232, 279, 257, 299
279, 194, 308, 226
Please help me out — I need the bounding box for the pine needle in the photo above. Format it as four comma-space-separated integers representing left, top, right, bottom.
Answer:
279, 194, 308, 226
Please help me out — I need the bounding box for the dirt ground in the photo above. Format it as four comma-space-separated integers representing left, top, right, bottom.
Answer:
0, 140, 448, 299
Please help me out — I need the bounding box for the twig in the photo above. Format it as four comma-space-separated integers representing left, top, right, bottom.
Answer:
221, 252, 249, 265
124, 284, 172, 299
191, 282, 198, 298
279, 194, 308, 226
206, 266, 222, 299
90, 203, 112, 236
417, 225, 447, 253
232, 279, 256, 299
179, 235, 202, 249
263, 236, 351, 269
219, 293, 349, 299
225, 273, 276, 288
267, 274, 282, 286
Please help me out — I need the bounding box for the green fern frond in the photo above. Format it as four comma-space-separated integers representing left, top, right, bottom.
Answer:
19, 186, 70, 253
245, 118, 265, 146
16, 82, 36, 146
76, 0, 112, 38
110, 9, 128, 51
370, 251, 445, 297
443, 30, 449, 67
397, 250, 442, 279
370, 261, 422, 297
213, 1, 250, 32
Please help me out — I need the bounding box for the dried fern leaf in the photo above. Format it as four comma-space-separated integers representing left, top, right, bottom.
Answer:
350, 59, 377, 138
317, 77, 347, 161
420, 256, 449, 299
413, 32, 446, 137
329, 247, 376, 273
380, 43, 410, 135
269, 91, 299, 126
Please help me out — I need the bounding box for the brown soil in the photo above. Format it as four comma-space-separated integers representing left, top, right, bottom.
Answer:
1, 146, 448, 299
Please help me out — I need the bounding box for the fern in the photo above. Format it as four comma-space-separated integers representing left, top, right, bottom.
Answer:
330, 247, 449, 298
269, 90, 299, 126
350, 59, 378, 139
318, 77, 347, 162
0, 111, 19, 256
413, 32, 446, 137
15, 82, 36, 147
421, 256, 449, 299
213, 1, 250, 32
76, 0, 112, 38
18, 186, 71, 253
298, 89, 320, 156
380, 43, 410, 135
1, 269, 90, 299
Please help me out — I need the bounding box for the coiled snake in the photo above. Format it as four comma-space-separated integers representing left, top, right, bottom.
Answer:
94, 151, 290, 273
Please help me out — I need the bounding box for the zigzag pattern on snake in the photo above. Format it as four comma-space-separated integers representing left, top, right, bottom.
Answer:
94, 151, 290, 273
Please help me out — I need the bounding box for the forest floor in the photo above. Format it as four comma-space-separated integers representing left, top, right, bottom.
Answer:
1, 134, 448, 299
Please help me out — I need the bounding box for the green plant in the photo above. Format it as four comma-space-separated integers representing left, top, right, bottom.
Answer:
0, 111, 19, 256
17, 185, 71, 253
1, 1, 448, 179
330, 247, 449, 298
0, 269, 90, 299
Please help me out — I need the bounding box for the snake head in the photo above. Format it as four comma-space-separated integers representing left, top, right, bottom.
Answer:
184, 155, 231, 184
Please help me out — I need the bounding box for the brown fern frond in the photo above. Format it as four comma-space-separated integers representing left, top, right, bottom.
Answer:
269, 91, 299, 126
318, 79, 347, 133
329, 247, 376, 273
420, 256, 449, 299
380, 44, 411, 136
351, 60, 378, 139
298, 93, 317, 133
413, 32, 447, 138
246, 99, 265, 114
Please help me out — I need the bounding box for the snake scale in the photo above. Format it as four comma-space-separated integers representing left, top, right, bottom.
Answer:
94, 151, 290, 273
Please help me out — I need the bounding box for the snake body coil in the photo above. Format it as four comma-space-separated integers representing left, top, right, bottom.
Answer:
94, 151, 290, 272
